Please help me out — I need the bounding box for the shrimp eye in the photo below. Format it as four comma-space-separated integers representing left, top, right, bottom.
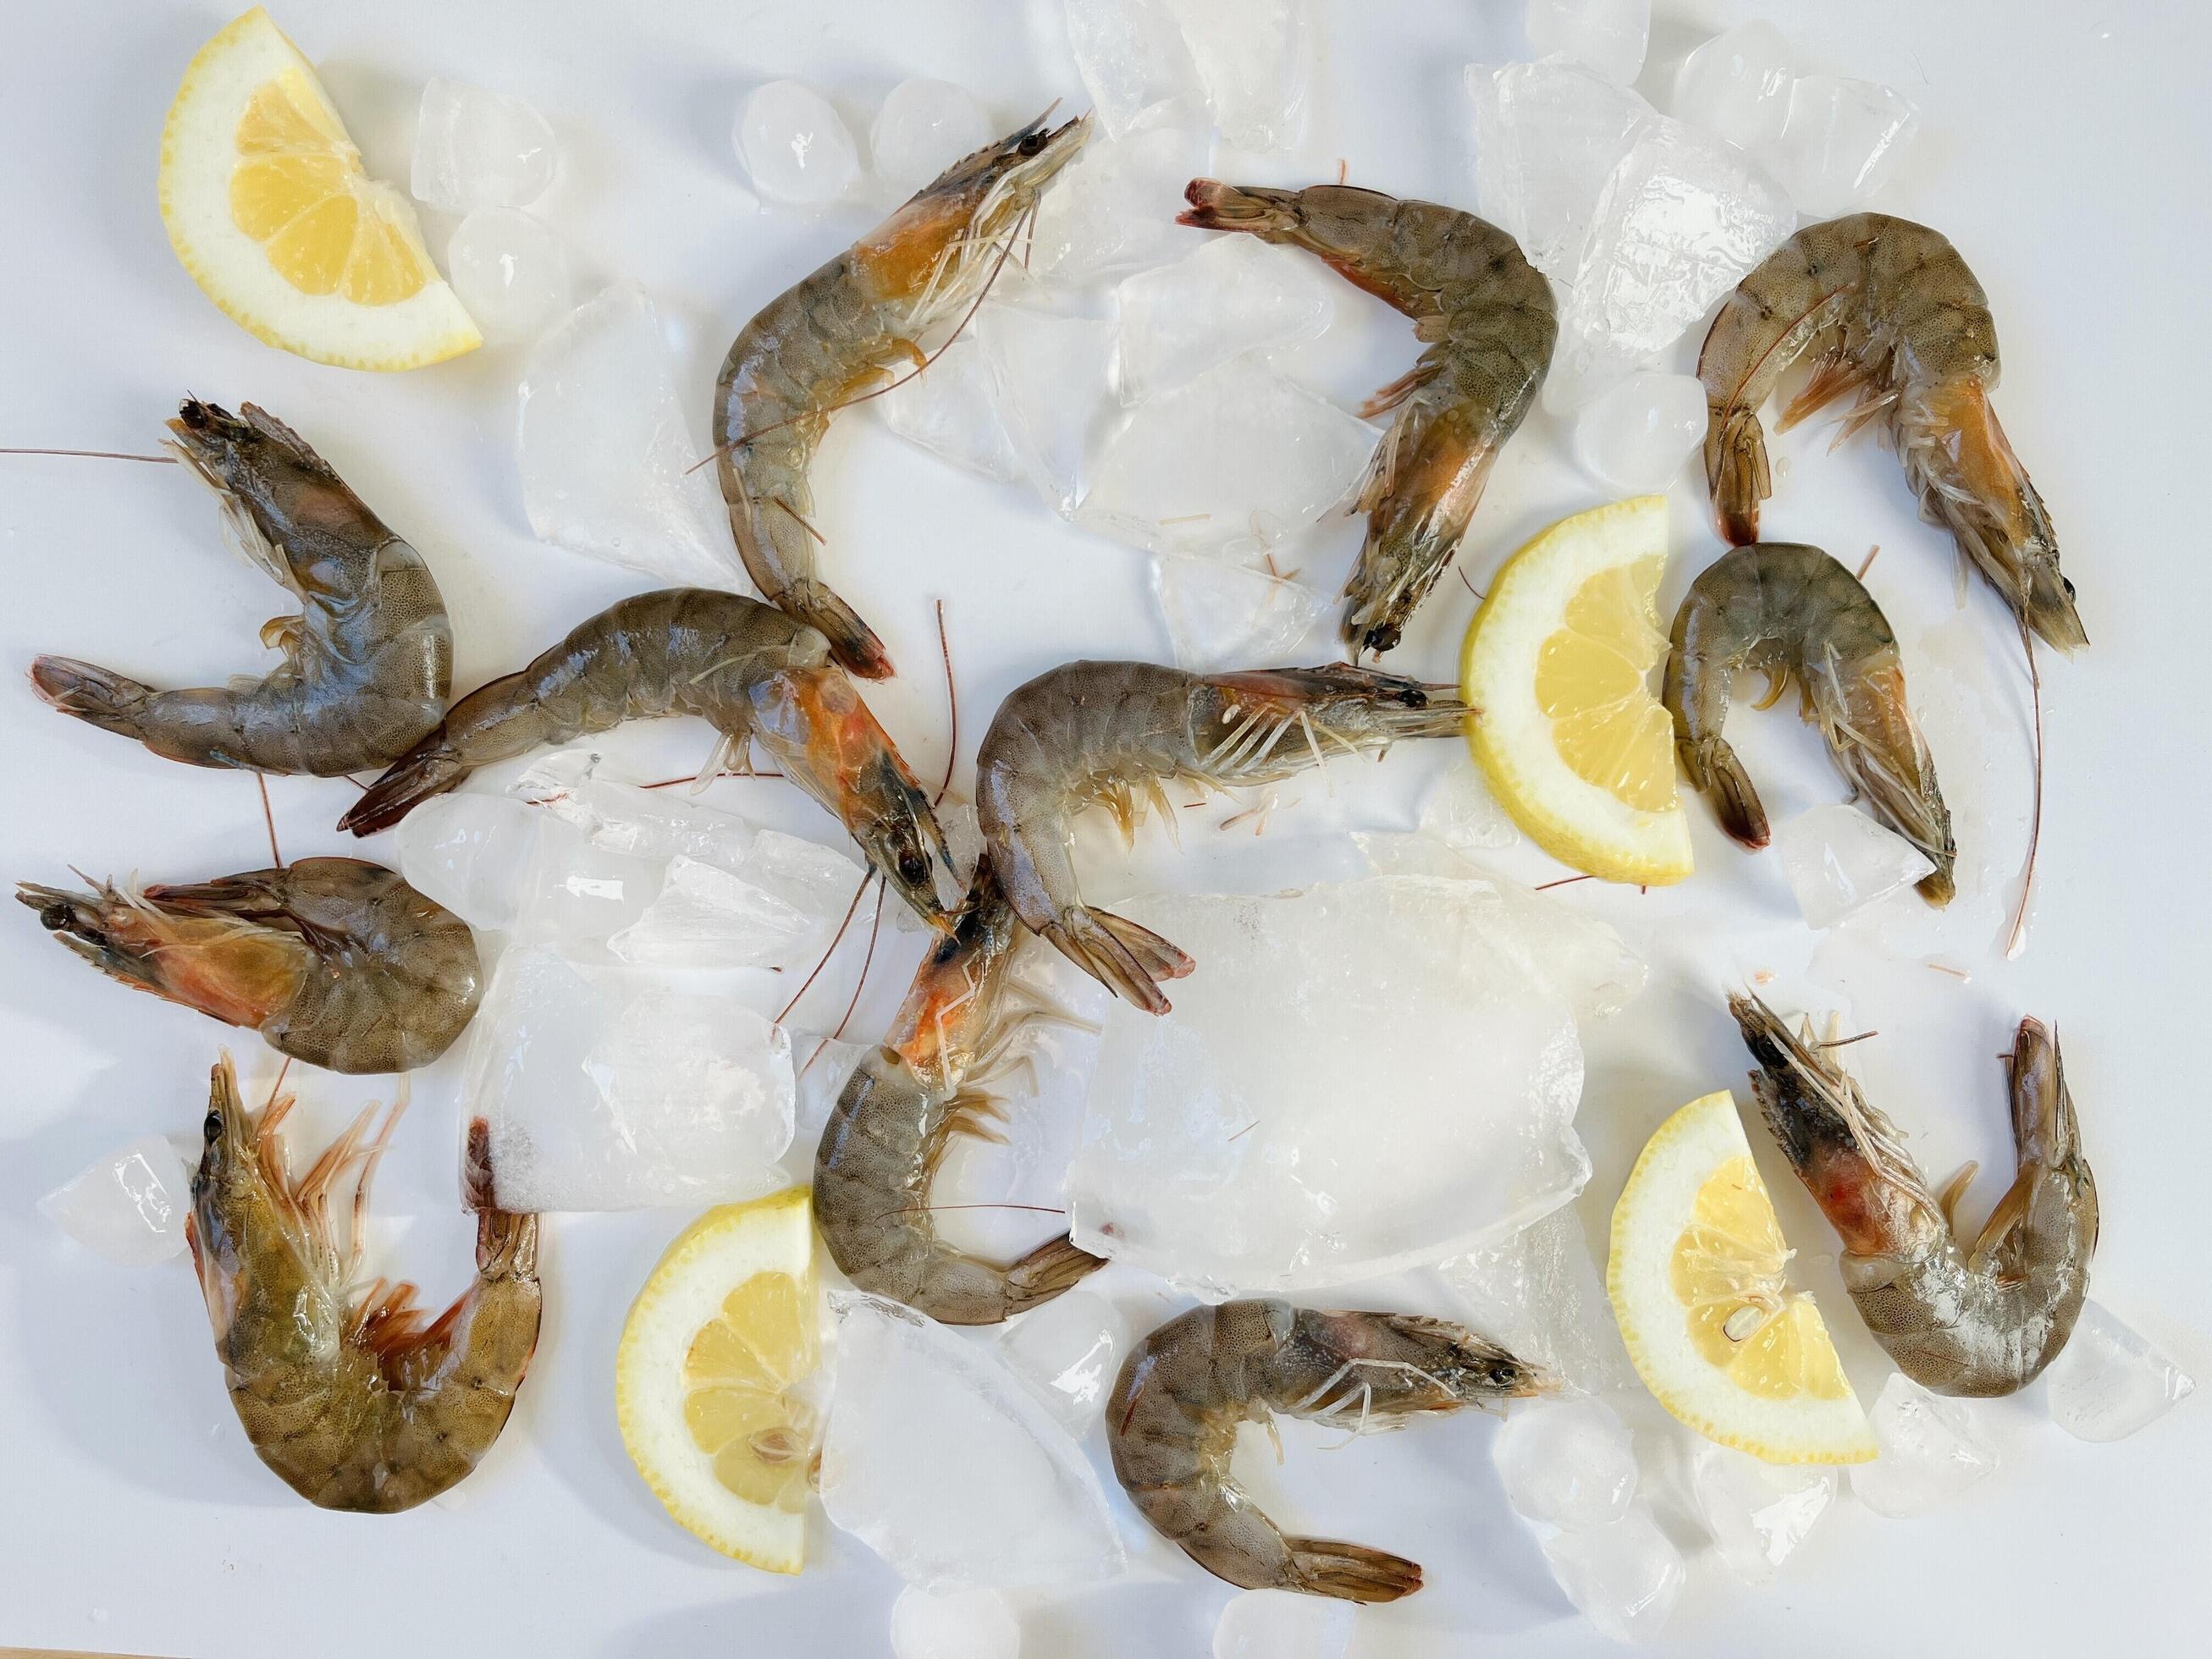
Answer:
203, 1109, 223, 1142
1019, 132, 1046, 157
39, 902, 70, 930
896, 849, 930, 889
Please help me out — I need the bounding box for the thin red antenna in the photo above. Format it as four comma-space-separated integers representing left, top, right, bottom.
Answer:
0, 447, 176, 463
825, 879, 888, 1043
933, 598, 957, 806
256, 774, 283, 868
775, 871, 873, 1025
2005, 622, 2044, 958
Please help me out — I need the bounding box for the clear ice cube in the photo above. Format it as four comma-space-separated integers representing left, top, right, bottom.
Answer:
869, 79, 995, 202
1774, 803, 1937, 929
516, 284, 739, 587
513, 817, 662, 946
1416, 763, 1520, 854
1064, 0, 1203, 139
734, 80, 862, 207
996, 1288, 1131, 1437
975, 303, 1118, 515
1493, 1397, 1639, 1529
514, 752, 758, 868
608, 850, 851, 969
874, 334, 1024, 482
1691, 1441, 1834, 1583
1151, 551, 1332, 672
394, 792, 543, 931
889, 1587, 1021, 1659
1114, 234, 1335, 404
1572, 369, 1708, 493
1029, 124, 1211, 287
1671, 21, 1796, 153
447, 207, 571, 344
1849, 1373, 1999, 1518
411, 77, 557, 214
1525, 0, 1651, 87
2041, 1301, 2197, 1443
1438, 1209, 1635, 1395
1465, 60, 1653, 281
1212, 1589, 1351, 1659
1538, 1506, 1685, 1643
39, 1136, 191, 1266
1771, 75, 1919, 218
819, 1292, 1128, 1589
1161, 0, 1318, 152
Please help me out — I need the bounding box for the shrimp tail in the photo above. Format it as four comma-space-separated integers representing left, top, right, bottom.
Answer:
1282, 1539, 1424, 1604
1707, 404, 1770, 546
463, 1118, 538, 1279
1681, 737, 1768, 847
783, 578, 893, 681
30, 654, 155, 741
339, 738, 469, 835
1045, 905, 1194, 1015
1003, 1234, 1108, 1315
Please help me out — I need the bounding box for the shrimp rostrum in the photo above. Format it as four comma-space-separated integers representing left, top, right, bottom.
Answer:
1731, 992, 2096, 1397
190, 1055, 541, 1512
975, 661, 1469, 1012
31, 399, 452, 774
1107, 1300, 1544, 1601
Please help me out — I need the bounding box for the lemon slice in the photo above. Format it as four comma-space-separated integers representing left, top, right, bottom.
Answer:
1459, 495, 1691, 884
159, 8, 478, 369
617, 1187, 821, 1571
1608, 1091, 1875, 1463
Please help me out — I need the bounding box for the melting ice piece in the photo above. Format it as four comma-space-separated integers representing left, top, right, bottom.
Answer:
1539, 1506, 1685, 1643
1439, 1209, 1634, 1395
1065, 877, 1621, 1292
890, 1586, 1021, 1659
734, 80, 862, 207
1078, 357, 1374, 555
1774, 804, 1937, 929
1212, 1589, 1351, 1659
469, 948, 795, 1210
1465, 61, 1653, 281
512, 815, 663, 946
819, 1293, 1128, 1589
1770, 75, 1918, 218
874, 335, 1023, 482
1029, 124, 1211, 287
610, 846, 858, 970
1161, 0, 1317, 152
447, 207, 571, 343
517, 284, 738, 586
1525, 0, 1650, 87
1671, 21, 1796, 152
411, 77, 558, 213
1152, 552, 1332, 673
1065, 0, 1202, 138
514, 752, 758, 866
2041, 1301, 2197, 1443
1848, 1373, 1998, 1518
1416, 764, 1520, 855
976, 303, 1118, 515
394, 792, 544, 931
1493, 1397, 1638, 1529
996, 1289, 1131, 1436
1691, 1441, 1834, 1583
869, 79, 995, 202
40, 1136, 191, 1266
1114, 234, 1334, 404
1572, 370, 1708, 493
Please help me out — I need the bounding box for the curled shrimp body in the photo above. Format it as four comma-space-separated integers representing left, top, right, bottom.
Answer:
814, 860, 1104, 1325
1664, 542, 1955, 904
714, 115, 1089, 679
1699, 214, 2085, 652
1106, 1299, 1542, 1601
974, 661, 1468, 1012
19, 857, 479, 1074
1179, 181, 1554, 657
1731, 993, 2097, 1397
30, 400, 451, 774
338, 588, 963, 929
190, 1056, 541, 1512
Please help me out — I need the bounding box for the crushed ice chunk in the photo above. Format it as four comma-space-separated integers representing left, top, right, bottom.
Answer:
2042, 1301, 2196, 1443
512, 817, 662, 946
411, 77, 557, 213
1525, 0, 1651, 87
1493, 1397, 1638, 1529
1538, 1507, 1685, 1643
975, 303, 1118, 515
514, 753, 758, 866
1416, 764, 1520, 855
1441, 1209, 1635, 1394
1771, 75, 1919, 218
874, 335, 1023, 482
819, 1293, 1128, 1589
1849, 1373, 1998, 1517
734, 80, 862, 207
1691, 1441, 1834, 1583
609, 848, 855, 969
1465, 61, 1653, 281
1064, 0, 1203, 139
1573, 370, 1707, 493
40, 1136, 191, 1265
996, 1289, 1130, 1436
869, 79, 995, 202
1161, 0, 1317, 152
1671, 21, 1796, 152
1029, 124, 1211, 287
1774, 804, 1937, 930
1152, 551, 1332, 672
517, 284, 739, 587
447, 207, 571, 344
890, 1586, 1021, 1659
394, 792, 543, 931
1114, 234, 1335, 404
1213, 1589, 1351, 1659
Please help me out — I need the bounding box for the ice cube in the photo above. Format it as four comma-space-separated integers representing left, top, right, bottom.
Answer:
514, 753, 759, 868
734, 80, 862, 207
1416, 764, 1520, 855
996, 1289, 1131, 1436
1670, 22, 1796, 152
2041, 1301, 2197, 1443
1690, 1441, 1834, 1583
875, 334, 1024, 482
1538, 1507, 1685, 1643
1114, 234, 1335, 405
869, 79, 996, 202
446, 207, 571, 344
1065, 0, 1203, 139
1212, 1589, 1351, 1659
39, 1136, 191, 1266
468, 948, 795, 1210
1771, 75, 1919, 218
1525, 0, 1651, 87
1078, 357, 1375, 556
1029, 124, 1211, 287
1849, 1373, 1998, 1517
394, 792, 544, 931
1774, 803, 1937, 929
1465, 61, 1654, 281
513, 816, 662, 946
411, 77, 557, 213
1152, 552, 1332, 671
889, 1587, 1021, 1659
1438, 1208, 1635, 1395
517, 284, 739, 587
1572, 370, 1708, 492
1161, 0, 1317, 152
819, 1293, 1128, 1589
609, 850, 850, 969
975, 303, 1118, 515
1493, 1397, 1639, 1529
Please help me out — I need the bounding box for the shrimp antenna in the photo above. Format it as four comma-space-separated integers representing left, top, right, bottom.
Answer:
0, 447, 176, 463
2005, 620, 2044, 959
775, 870, 874, 1024
825, 875, 889, 1044
933, 598, 958, 807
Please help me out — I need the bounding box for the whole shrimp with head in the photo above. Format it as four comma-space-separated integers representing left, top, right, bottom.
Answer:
1731, 992, 2097, 1397
190, 1055, 541, 1512
1699, 214, 2085, 652
30, 399, 451, 774
974, 660, 1469, 1012
1179, 181, 1554, 657
714, 113, 1089, 678
1107, 1299, 1544, 1601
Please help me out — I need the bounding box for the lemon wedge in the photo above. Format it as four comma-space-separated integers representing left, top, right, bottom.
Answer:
617, 1187, 821, 1571
1459, 495, 1691, 884
1608, 1091, 1875, 1464
159, 8, 478, 368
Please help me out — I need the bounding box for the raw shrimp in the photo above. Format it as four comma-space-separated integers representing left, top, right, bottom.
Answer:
190, 1055, 541, 1512
1698, 214, 2085, 651
1179, 181, 1555, 657
1665, 541, 1956, 904
974, 661, 1468, 1012
30, 400, 451, 774
714, 114, 1089, 679
19, 857, 480, 1074
814, 858, 1104, 1325
337, 588, 964, 929
1106, 1299, 1543, 1601
1731, 992, 2097, 1397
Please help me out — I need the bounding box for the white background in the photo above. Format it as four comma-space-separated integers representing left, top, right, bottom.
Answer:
3, 2, 2209, 1655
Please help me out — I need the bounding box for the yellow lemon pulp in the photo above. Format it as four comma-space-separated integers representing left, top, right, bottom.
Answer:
1671, 1155, 1851, 1402
1535, 555, 1678, 813
680, 1270, 818, 1513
